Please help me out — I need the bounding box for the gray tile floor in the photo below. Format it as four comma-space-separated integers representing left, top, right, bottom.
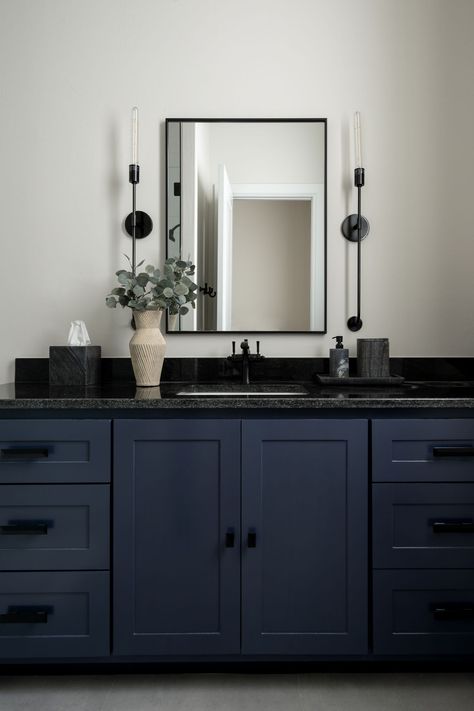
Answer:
0, 673, 473, 711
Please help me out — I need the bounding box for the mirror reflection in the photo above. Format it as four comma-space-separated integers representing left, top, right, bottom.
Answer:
166, 119, 326, 333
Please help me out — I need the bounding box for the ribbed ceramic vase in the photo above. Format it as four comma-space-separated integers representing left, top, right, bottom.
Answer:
129, 310, 166, 387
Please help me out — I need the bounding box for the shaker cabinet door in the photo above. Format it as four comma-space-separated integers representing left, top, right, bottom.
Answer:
113, 419, 241, 656
241, 419, 368, 655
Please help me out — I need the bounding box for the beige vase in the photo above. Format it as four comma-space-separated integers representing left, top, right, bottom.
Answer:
129, 310, 166, 387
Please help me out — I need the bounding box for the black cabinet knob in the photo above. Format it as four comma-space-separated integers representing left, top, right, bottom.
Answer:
432, 519, 474, 533
0, 607, 50, 624
225, 528, 235, 548
430, 602, 474, 620
432, 446, 474, 458
0, 522, 48, 535
0, 448, 49, 461
248, 528, 257, 548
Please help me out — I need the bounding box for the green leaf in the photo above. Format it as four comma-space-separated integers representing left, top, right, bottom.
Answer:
118, 295, 129, 307
146, 264, 155, 274
158, 278, 173, 289
117, 272, 130, 285
111, 287, 125, 296
136, 273, 149, 287
133, 285, 144, 297
179, 306, 189, 316
163, 287, 174, 298
136, 259, 145, 268
174, 283, 189, 296
105, 296, 117, 308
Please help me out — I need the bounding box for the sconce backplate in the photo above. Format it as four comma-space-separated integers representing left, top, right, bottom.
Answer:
125, 211, 153, 239
341, 214, 370, 242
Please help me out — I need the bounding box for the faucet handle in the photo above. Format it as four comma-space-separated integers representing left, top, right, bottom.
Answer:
232, 341, 236, 356
240, 338, 250, 352
256, 340, 260, 355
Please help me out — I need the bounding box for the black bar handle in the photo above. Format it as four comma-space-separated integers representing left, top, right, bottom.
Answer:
432, 446, 474, 458
0, 448, 49, 461
430, 603, 474, 620
0, 608, 49, 624
248, 528, 257, 548
225, 528, 235, 548
432, 519, 474, 533
0, 522, 48, 536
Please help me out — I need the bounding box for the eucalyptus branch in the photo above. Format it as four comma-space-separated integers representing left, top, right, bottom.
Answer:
106, 256, 198, 317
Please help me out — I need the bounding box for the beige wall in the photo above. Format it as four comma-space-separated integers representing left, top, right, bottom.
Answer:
232, 199, 311, 331
1, 0, 474, 382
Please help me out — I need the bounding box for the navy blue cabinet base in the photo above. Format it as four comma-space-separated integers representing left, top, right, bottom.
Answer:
241, 420, 368, 655
1, 415, 474, 663
0, 420, 110, 660
113, 420, 241, 656
113, 419, 368, 657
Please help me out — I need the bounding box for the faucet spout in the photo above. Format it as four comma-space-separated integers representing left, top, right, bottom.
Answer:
240, 339, 250, 385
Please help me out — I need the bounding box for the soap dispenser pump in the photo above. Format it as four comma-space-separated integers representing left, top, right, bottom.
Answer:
329, 336, 349, 378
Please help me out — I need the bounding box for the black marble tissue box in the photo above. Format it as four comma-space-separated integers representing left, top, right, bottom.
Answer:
49, 346, 101, 386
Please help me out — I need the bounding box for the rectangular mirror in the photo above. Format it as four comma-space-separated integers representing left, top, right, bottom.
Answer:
166, 118, 326, 333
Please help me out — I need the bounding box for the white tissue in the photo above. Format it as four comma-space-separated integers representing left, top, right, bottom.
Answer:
67, 320, 91, 346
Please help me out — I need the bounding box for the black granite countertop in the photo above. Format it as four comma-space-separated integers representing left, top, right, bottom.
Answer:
1, 380, 474, 409
3, 357, 474, 410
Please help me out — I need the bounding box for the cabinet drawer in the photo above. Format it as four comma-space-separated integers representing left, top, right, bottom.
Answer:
0, 485, 109, 571
373, 483, 474, 569
373, 420, 474, 482
374, 570, 474, 656
0, 571, 109, 658
0, 421, 110, 483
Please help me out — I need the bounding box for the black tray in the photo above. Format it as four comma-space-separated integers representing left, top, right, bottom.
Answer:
315, 375, 405, 387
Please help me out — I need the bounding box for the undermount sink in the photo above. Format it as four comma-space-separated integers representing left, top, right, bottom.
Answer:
176, 383, 309, 397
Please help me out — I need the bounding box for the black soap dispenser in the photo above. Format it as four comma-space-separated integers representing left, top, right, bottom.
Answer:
329, 336, 349, 378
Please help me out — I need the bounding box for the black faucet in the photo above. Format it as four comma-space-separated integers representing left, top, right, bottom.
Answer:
240, 339, 251, 385
227, 339, 264, 385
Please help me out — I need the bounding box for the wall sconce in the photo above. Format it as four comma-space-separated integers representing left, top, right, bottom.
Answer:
341, 112, 370, 332
125, 107, 153, 274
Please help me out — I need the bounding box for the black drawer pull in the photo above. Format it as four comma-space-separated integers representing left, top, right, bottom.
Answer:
225, 528, 235, 548
248, 528, 257, 548
432, 446, 474, 458
0, 607, 50, 624
0, 448, 49, 461
432, 519, 474, 534
430, 602, 474, 620
0, 522, 49, 536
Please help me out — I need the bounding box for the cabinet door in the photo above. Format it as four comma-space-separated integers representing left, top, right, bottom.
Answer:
113, 419, 241, 656
242, 419, 368, 655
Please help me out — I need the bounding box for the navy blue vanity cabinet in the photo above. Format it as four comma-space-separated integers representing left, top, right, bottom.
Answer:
372, 419, 474, 656
113, 420, 241, 656
0, 420, 111, 659
241, 420, 368, 655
